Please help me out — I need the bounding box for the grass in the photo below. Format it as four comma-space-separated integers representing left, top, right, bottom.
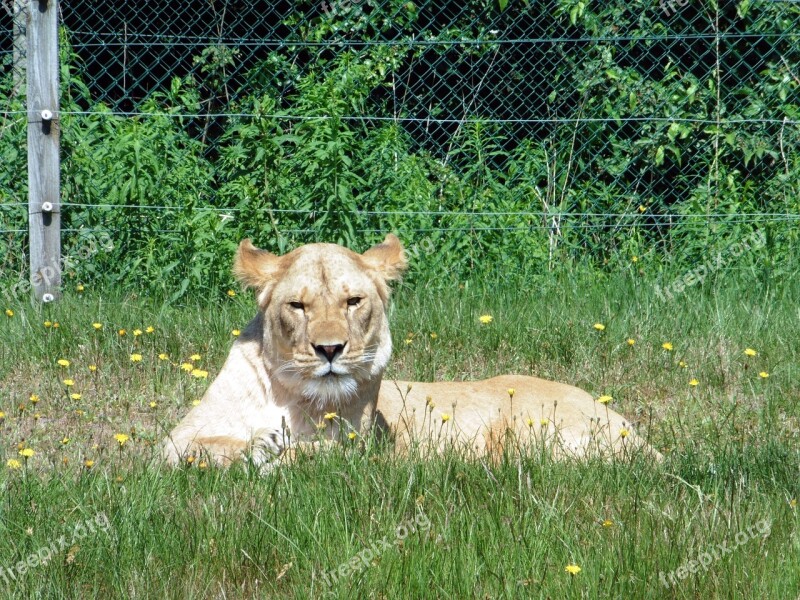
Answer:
0, 269, 799, 598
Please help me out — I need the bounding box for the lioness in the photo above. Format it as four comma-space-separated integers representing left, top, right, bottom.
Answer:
163, 234, 656, 465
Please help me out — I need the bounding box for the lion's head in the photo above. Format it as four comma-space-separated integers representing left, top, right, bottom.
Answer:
233, 234, 407, 410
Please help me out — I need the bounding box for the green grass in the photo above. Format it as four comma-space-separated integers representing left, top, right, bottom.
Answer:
0, 270, 799, 598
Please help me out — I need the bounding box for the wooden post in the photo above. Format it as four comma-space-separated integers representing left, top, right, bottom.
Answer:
27, 0, 60, 302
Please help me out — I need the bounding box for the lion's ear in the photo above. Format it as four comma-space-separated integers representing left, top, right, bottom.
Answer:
233, 239, 281, 289
362, 233, 408, 281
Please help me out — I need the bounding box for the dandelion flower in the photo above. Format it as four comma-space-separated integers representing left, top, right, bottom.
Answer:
565, 564, 581, 575
130, 353, 143, 362
744, 348, 757, 357
180, 363, 193, 372
76, 284, 85, 292
63, 379, 75, 387
57, 359, 70, 367
507, 388, 515, 398
118, 329, 126, 336
186, 456, 195, 465
404, 338, 413, 345
348, 432, 357, 440
44, 321, 52, 328
540, 418, 549, 427
29, 394, 39, 404
84, 459, 94, 469
61, 437, 69, 445
602, 519, 613, 528
145, 326, 155, 334
597, 395, 613, 405
689, 378, 699, 386
190, 354, 201, 362
662, 342, 673, 351
679, 360, 688, 368
149, 401, 157, 409
631, 256, 638, 263
627, 338, 635, 346
114, 433, 130, 446
0, 411, 5, 420
430, 332, 438, 340
88, 365, 97, 372
593, 323, 605, 331
619, 428, 630, 438
227, 290, 236, 298
479, 314, 493, 324
52, 322, 59, 328
19, 448, 34, 458
759, 371, 769, 379
6, 459, 21, 470
92, 322, 102, 330
441, 413, 451, 423
70, 393, 82, 401
324, 412, 337, 421
790, 499, 797, 509
133, 329, 143, 337
198, 460, 208, 469
191, 399, 201, 407
526, 418, 534, 427
158, 353, 169, 361
5, 309, 13, 317
191, 369, 209, 379
232, 329, 241, 336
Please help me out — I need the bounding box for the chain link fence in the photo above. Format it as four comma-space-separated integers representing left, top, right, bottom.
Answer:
1, 0, 799, 294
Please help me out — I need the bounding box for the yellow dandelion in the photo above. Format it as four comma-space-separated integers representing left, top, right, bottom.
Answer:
441, 413, 451, 423
114, 433, 130, 446
689, 378, 699, 386
662, 342, 673, 351
324, 412, 337, 421
118, 329, 126, 336
92, 322, 102, 330
191, 369, 209, 379
63, 379, 75, 387
6, 459, 22, 470
19, 448, 34, 458
180, 362, 193, 372
348, 432, 357, 440
61, 437, 69, 445
198, 460, 208, 469
232, 329, 241, 336
84, 459, 94, 469
602, 519, 613, 528
404, 338, 413, 345
130, 353, 143, 362
145, 326, 155, 333
565, 564, 581, 575
52, 322, 59, 328
479, 314, 493, 324
191, 400, 201, 407
597, 395, 613, 405
149, 401, 157, 409
790, 499, 797, 509
29, 394, 39, 404
619, 428, 630, 438
526, 418, 534, 427
190, 354, 201, 362
679, 360, 688, 368
76, 284, 85, 292
186, 456, 195, 465
627, 338, 635, 346
133, 329, 143, 337
57, 359, 70, 367
70, 393, 82, 400
744, 348, 757, 357
158, 353, 169, 361
507, 388, 515, 398
631, 256, 638, 263
0, 411, 5, 420
88, 364, 97, 372
5, 309, 14, 317
227, 290, 236, 297
430, 332, 438, 340
44, 320, 52, 328
540, 418, 549, 427
759, 371, 769, 379
593, 323, 605, 331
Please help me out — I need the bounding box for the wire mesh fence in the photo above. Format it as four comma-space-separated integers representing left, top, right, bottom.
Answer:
1, 0, 799, 296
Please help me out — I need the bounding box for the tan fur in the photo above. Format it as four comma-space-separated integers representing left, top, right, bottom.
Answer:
162, 235, 658, 466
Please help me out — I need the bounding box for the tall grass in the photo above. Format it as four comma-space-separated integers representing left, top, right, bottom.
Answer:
0, 271, 798, 598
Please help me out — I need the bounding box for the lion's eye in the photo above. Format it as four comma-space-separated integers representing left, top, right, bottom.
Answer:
289, 301, 305, 310
347, 297, 362, 307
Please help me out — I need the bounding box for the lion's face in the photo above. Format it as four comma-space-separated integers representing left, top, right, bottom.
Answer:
234, 235, 407, 409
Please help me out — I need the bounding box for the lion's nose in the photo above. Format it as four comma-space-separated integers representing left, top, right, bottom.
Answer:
314, 343, 345, 363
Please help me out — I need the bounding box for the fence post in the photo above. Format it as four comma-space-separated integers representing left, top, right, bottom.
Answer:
27, 0, 61, 302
